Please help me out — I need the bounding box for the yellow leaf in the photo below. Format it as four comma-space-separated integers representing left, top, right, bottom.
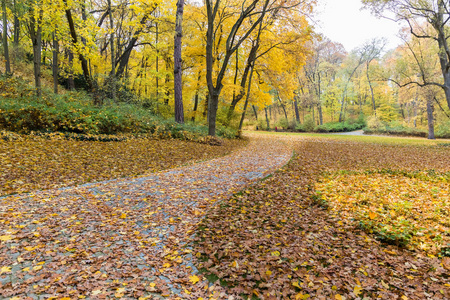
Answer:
295, 293, 310, 300
271, 250, 281, 256
231, 260, 238, 268
0, 235, 12, 241
292, 281, 301, 289
120, 213, 127, 219
149, 282, 156, 288
0, 266, 11, 274
189, 275, 200, 285
353, 285, 363, 296
335, 295, 343, 300
401, 296, 408, 300
265, 270, 272, 276
115, 287, 126, 297
92, 290, 102, 295
381, 280, 389, 289
33, 265, 43, 271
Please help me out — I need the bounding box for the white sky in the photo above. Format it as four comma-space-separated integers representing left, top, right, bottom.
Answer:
314, 0, 403, 52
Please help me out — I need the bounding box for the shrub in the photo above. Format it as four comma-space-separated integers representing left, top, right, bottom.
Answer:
303, 114, 315, 132
0, 76, 237, 141
364, 119, 428, 138
313, 118, 366, 133
275, 118, 289, 130
436, 120, 450, 139
257, 119, 268, 130
366, 115, 384, 130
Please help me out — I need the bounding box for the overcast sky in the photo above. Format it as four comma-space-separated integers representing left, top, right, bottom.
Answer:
314, 0, 403, 52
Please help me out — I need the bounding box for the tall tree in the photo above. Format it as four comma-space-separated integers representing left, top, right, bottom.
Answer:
205, 0, 270, 136
2, 0, 11, 74
108, 0, 116, 101
361, 38, 385, 116
173, 0, 184, 123
27, 1, 43, 96
63, 0, 95, 95
363, 0, 450, 109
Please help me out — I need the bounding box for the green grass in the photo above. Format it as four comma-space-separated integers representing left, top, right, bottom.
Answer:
247, 130, 449, 146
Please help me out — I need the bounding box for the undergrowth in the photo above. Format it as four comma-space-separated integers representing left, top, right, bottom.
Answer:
0, 76, 237, 140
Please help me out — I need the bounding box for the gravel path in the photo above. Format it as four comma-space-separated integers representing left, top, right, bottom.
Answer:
0, 133, 293, 299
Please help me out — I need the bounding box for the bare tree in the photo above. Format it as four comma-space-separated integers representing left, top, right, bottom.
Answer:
360, 38, 386, 116
363, 0, 450, 109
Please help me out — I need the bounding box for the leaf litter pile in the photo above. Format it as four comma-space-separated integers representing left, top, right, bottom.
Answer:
0, 135, 244, 197
0, 133, 292, 299
193, 135, 450, 299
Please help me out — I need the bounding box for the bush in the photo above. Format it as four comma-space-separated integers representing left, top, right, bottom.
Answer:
364, 120, 427, 137
303, 114, 315, 132
257, 119, 268, 130
275, 118, 289, 130
0, 76, 237, 141
314, 115, 366, 133
436, 120, 450, 139
366, 115, 384, 130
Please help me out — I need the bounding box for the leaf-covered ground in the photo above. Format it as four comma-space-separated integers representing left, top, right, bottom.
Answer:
1, 133, 449, 299
193, 134, 450, 299
0, 134, 292, 299
0, 135, 245, 197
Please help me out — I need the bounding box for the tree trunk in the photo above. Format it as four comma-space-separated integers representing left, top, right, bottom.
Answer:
277, 92, 288, 122
173, 0, 185, 124
2, 0, 11, 74
317, 104, 323, 125
63, 2, 95, 94
413, 100, 417, 128
52, 30, 58, 94
434, 0, 450, 109
226, 42, 258, 122
192, 71, 201, 122
155, 21, 159, 99
264, 107, 270, 130
203, 90, 209, 119
164, 56, 172, 105
426, 95, 435, 139
252, 105, 258, 120
67, 49, 75, 90
107, 0, 116, 101
114, 11, 154, 79
367, 63, 376, 116
13, 0, 19, 47
239, 62, 255, 130
207, 92, 220, 135
294, 97, 300, 123
29, 11, 42, 97
339, 59, 364, 122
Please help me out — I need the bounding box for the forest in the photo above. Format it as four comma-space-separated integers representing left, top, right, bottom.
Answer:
1, 0, 449, 139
